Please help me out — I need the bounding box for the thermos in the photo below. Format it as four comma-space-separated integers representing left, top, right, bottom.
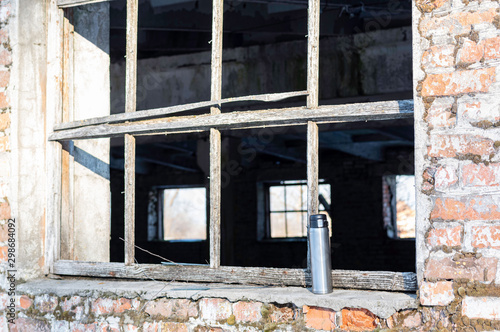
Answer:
309, 214, 332, 294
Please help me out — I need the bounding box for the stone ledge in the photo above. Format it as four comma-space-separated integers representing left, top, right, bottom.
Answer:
17, 278, 417, 319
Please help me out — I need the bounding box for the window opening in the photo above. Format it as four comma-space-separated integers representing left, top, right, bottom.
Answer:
268, 180, 331, 238
383, 175, 416, 239
160, 186, 207, 241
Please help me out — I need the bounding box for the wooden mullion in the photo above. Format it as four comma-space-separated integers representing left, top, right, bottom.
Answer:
124, 0, 138, 266
57, 0, 112, 8
52, 260, 418, 291
209, 0, 224, 269
306, 121, 319, 272
209, 128, 221, 268
49, 100, 414, 141
307, 0, 320, 108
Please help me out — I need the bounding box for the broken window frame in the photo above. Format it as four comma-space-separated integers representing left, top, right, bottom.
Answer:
47, 0, 417, 291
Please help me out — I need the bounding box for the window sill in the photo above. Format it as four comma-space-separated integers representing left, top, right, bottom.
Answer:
18, 278, 417, 319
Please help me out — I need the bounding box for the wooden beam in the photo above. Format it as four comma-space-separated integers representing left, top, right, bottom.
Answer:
211, 0, 223, 116
52, 260, 418, 291
54, 91, 308, 131
307, 0, 320, 108
306, 121, 319, 272
49, 100, 414, 141
210, 128, 221, 268
124, 0, 138, 266
57, 0, 112, 8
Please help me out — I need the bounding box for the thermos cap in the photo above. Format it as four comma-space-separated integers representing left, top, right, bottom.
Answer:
310, 214, 328, 228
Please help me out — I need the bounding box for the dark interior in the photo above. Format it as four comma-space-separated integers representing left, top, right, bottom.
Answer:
108, 0, 415, 272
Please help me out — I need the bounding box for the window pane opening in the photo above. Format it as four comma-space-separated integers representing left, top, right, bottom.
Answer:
268, 180, 332, 238
161, 187, 207, 241
383, 174, 416, 239
110, 133, 210, 265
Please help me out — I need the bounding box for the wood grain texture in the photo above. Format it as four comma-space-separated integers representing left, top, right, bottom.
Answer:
53, 260, 418, 291
57, 0, 111, 8
54, 91, 308, 131
124, 0, 138, 266
45, 0, 65, 273
307, 0, 320, 108
209, 128, 221, 268
124, 134, 135, 265
49, 100, 414, 141
211, 0, 223, 115
306, 121, 319, 272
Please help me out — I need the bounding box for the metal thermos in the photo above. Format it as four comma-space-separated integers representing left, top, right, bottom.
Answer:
309, 214, 332, 294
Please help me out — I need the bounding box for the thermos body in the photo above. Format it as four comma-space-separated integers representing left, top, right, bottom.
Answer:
309, 214, 333, 294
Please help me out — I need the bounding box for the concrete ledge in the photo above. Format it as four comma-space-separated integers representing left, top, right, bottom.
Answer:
18, 278, 417, 319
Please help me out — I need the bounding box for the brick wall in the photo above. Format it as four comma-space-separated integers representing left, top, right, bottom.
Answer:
415, 0, 500, 328
0, 293, 429, 331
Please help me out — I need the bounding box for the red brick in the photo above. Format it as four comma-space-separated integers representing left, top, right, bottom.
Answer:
0, 112, 9, 131
18, 295, 33, 309
0, 4, 11, 22
341, 308, 378, 331
92, 297, 132, 315
420, 281, 455, 306
0, 223, 8, 242
0, 136, 9, 152
114, 297, 132, 313
143, 321, 161, 332
416, 0, 449, 12
0, 293, 7, 310
123, 325, 139, 332
269, 306, 294, 323
457, 39, 483, 64
233, 301, 262, 323
462, 163, 500, 187
0, 201, 10, 220
434, 165, 458, 190
481, 37, 500, 60
0, 49, 11, 66
424, 256, 497, 281
427, 225, 462, 247
459, 101, 500, 126
425, 98, 455, 129
472, 225, 500, 249
431, 196, 500, 221
419, 9, 496, 37
303, 306, 336, 331
0, 91, 8, 109
69, 323, 97, 332
162, 322, 188, 332
9, 318, 50, 332
0, 29, 8, 44
35, 294, 58, 313
0, 70, 9, 88
428, 134, 494, 158
462, 296, 500, 319
422, 45, 454, 68
0, 245, 7, 262
144, 298, 198, 319
61, 296, 82, 311
199, 298, 232, 322
421, 68, 495, 97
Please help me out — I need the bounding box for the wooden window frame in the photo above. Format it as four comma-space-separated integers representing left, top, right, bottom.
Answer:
47, 0, 417, 291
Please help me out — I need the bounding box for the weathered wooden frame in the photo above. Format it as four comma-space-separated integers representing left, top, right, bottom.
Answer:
48, 0, 418, 291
